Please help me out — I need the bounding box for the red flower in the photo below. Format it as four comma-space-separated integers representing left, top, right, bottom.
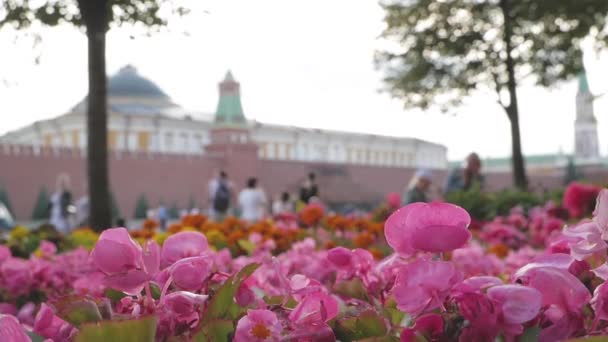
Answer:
563, 182, 601, 219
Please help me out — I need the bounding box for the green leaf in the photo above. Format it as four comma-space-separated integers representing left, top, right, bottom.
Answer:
263, 295, 285, 306
335, 310, 388, 341
566, 337, 608, 342
26, 331, 45, 342
521, 326, 540, 342
334, 278, 368, 301
104, 288, 127, 303
237, 239, 255, 255
204, 263, 260, 321
193, 320, 234, 342
149, 282, 161, 300
383, 298, 407, 327
75, 316, 157, 342
54, 297, 102, 327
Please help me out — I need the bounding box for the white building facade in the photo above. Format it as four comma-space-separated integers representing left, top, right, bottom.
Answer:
1, 66, 448, 169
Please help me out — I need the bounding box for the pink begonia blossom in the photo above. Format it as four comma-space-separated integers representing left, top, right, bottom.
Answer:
487, 285, 542, 325
160, 231, 209, 268
563, 220, 607, 260
163, 291, 208, 326
451, 243, 504, 277
17, 303, 36, 327
594, 189, 608, 239
392, 259, 462, 316
591, 282, 608, 323
91, 228, 161, 295
563, 182, 601, 218
385, 202, 471, 255
513, 253, 582, 279
480, 222, 527, 249
0, 314, 32, 342
0, 245, 11, 263
34, 304, 77, 342
1, 258, 32, 296
73, 271, 106, 297
91, 228, 144, 275
288, 292, 339, 326
593, 263, 608, 280
456, 292, 499, 342
401, 314, 443, 342
234, 309, 282, 342
452, 276, 503, 295
38, 240, 57, 258
0, 304, 17, 316
386, 192, 401, 210
169, 256, 212, 291
515, 266, 590, 313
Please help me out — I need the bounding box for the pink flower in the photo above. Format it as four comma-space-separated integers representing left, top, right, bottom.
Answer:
515, 266, 590, 313
591, 282, 608, 323
385, 202, 471, 255
392, 259, 462, 316
452, 276, 503, 295
234, 309, 282, 342
563, 182, 600, 218
91, 228, 144, 275
90, 228, 150, 295
451, 243, 504, 277
161, 231, 209, 268
169, 256, 212, 291
38, 240, 57, 258
288, 292, 339, 326
487, 285, 542, 325
0, 246, 11, 263
162, 291, 208, 327
34, 304, 77, 342
386, 192, 401, 210
456, 292, 499, 341
1, 258, 32, 296
594, 189, 608, 238
0, 314, 32, 342
401, 314, 443, 342
563, 220, 607, 261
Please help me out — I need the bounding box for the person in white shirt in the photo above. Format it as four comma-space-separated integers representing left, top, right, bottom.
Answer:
272, 192, 293, 216
238, 178, 267, 222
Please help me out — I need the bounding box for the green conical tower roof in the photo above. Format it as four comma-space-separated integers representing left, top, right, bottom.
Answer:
214, 71, 247, 125
578, 70, 590, 94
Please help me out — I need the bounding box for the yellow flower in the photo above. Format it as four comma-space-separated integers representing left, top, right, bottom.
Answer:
10, 226, 29, 240
154, 232, 169, 246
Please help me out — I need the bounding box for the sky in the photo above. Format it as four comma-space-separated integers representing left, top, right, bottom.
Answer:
0, 0, 607, 161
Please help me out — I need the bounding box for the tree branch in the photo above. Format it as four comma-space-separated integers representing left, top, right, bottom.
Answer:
491, 71, 508, 110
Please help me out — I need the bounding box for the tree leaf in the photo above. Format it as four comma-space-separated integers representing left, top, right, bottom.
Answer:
75, 316, 157, 342
104, 288, 127, 303
26, 331, 45, 342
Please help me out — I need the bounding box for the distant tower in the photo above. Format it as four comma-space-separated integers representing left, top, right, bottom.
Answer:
574, 70, 600, 160
214, 71, 247, 125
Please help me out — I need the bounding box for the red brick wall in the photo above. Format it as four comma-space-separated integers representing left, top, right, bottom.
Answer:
1, 143, 606, 221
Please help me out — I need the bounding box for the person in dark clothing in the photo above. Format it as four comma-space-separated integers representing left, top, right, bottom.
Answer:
299, 172, 319, 204
403, 169, 433, 204
444, 152, 484, 195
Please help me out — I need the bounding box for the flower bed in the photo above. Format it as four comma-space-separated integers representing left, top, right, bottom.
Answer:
0, 188, 607, 341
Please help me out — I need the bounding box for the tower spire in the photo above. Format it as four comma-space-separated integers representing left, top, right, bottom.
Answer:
578, 70, 590, 94
214, 71, 246, 125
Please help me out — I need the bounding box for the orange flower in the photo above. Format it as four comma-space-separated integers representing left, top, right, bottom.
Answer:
300, 204, 325, 227
167, 223, 182, 234
488, 243, 510, 259
368, 247, 384, 260
142, 219, 158, 231
354, 232, 375, 249
324, 241, 337, 250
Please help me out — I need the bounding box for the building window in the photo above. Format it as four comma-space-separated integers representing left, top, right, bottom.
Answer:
137, 131, 150, 152
240, 134, 248, 143
181, 133, 189, 151
165, 133, 174, 152
72, 130, 80, 148
108, 130, 118, 150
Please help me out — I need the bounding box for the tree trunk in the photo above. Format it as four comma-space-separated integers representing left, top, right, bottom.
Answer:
500, 0, 528, 190
81, 1, 111, 231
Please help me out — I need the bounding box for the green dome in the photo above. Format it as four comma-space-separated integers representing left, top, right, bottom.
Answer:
108, 65, 169, 99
